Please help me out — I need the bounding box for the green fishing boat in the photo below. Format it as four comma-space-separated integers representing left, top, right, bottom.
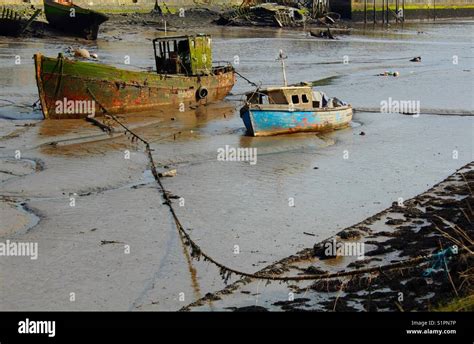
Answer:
43, 0, 108, 40
34, 35, 236, 119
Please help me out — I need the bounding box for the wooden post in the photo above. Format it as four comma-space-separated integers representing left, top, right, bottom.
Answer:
373, 0, 376, 23
364, 0, 367, 24
382, 0, 385, 24
402, 0, 405, 21
396, 0, 399, 23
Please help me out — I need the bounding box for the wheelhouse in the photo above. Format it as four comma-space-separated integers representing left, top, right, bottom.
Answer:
245, 86, 346, 109
246, 86, 314, 109
152, 34, 213, 76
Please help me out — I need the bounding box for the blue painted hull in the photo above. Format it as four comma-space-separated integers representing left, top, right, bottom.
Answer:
241, 107, 353, 136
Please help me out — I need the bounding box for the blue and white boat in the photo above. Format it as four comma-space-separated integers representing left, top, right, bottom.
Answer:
240, 51, 352, 136
240, 85, 353, 137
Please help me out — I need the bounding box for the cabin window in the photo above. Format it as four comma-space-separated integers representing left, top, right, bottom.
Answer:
153, 37, 192, 75
302, 94, 309, 103
291, 95, 300, 104
260, 95, 270, 104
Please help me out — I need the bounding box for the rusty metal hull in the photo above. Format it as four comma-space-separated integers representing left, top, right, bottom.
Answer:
240, 105, 353, 136
34, 53, 236, 119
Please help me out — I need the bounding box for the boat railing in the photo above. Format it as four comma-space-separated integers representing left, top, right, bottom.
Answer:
212, 61, 234, 74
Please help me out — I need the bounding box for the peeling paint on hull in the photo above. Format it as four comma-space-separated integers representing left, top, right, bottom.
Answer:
34, 53, 236, 119
241, 106, 353, 136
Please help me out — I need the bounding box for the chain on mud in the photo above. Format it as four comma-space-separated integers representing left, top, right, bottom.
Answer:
82, 88, 473, 284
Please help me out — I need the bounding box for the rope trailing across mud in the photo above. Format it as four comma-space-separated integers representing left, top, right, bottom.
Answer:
84, 89, 470, 283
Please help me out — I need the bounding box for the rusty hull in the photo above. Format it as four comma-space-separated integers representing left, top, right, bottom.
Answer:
34, 53, 236, 119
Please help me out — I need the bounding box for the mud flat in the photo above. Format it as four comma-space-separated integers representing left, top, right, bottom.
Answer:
182, 162, 474, 311
0, 21, 473, 311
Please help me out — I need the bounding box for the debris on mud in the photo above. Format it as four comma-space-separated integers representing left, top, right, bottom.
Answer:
217, 3, 307, 28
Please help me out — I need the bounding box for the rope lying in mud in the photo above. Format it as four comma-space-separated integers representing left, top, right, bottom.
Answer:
85, 93, 471, 283
0, 98, 39, 110
143, 135, 444, 281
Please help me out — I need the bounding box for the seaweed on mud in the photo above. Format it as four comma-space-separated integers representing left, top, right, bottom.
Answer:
273, 298, 311, 310
347, 257, 382, 269
232, 306, 269, 312
304, 266, 328, 274
320, 298, 359, 312
182, 164, 473, 312
338, 229, 363, 240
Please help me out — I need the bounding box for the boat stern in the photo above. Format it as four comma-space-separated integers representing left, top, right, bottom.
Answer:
240, 106, 256, 136
33, 53, 48, 119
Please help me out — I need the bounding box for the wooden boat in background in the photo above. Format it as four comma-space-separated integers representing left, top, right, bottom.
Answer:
34, 35, 236, 119
240, 51, 352, 136
0, 7, 41, 37
43, 0, 108, 40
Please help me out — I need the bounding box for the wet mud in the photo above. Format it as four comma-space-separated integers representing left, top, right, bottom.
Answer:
0, 17, 472, 311
183, 163, 473, 311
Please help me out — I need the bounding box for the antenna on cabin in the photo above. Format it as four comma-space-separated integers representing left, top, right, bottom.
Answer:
277, 50, 288, 87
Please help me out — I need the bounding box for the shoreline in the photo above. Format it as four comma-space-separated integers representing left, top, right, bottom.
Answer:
182, 162, 473, 311
1, 4, 473, 32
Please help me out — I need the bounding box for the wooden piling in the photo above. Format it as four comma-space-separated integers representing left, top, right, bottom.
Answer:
402, 0, 405, 21
364, 0, 367, 23
396, 0, 399, 23
373, 0, 376, 24
382, 0, 385, 24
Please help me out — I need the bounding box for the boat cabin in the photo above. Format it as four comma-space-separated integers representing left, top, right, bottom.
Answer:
246, 84, 350, 110
246, 86, 336, 109
153, 34, 213, 76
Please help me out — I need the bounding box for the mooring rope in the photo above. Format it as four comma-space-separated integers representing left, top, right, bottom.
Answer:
142, 132, 445, 282
234, 70, 259, 88
83, 87, 472, 283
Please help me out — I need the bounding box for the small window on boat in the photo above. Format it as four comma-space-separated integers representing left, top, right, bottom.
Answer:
302, 94, 309, 103
291, 95, 299, 104
260, 94, 270, 104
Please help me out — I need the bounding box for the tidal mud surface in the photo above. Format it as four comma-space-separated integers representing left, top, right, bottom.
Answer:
0, 19, 472, 311
183, 163, 474, 311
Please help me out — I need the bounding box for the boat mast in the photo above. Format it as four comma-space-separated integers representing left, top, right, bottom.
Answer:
277, 50, 288, 87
